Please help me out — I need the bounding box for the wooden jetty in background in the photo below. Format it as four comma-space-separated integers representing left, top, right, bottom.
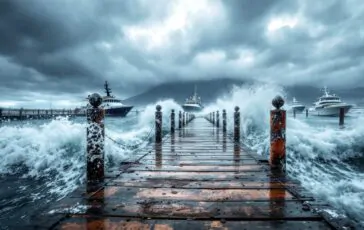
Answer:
0, 108, 86, 120
25, 94, 357, 229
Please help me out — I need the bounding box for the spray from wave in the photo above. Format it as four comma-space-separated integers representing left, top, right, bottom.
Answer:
206, 83, 364, 225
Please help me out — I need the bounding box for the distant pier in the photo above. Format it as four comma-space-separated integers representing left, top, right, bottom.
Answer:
0, 108, 86, 120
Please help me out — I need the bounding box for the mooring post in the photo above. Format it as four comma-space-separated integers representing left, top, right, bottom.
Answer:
234, 106, 240, 142
223, 109, 227, 133
339, 108, 345, 126
216, 111, 220, 128
155, 105, 162, 143
182, 112, 185, 127
293, 108, 296, 118
306, 109, 308, 118
212, 112, 215, 125
171, 109, 175, 133
19, 108, 23, 120
178, 111, 182, 129
86, 93, 105, 182
270, 96, 286, 172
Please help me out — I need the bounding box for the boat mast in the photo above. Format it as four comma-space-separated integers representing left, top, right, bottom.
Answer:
104, 81, 112, 97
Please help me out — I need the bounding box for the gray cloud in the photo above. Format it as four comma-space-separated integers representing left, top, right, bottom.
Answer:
0, 0, 363, 108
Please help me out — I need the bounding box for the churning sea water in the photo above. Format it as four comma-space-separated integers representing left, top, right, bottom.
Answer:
0, 84, 363, 228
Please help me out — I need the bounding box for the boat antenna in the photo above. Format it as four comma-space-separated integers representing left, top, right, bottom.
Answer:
323, 86, 329, 96
104, 81, 112, 97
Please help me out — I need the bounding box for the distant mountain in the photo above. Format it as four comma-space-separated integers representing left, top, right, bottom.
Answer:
122, 78, 245, 106
122, 79, 364, 107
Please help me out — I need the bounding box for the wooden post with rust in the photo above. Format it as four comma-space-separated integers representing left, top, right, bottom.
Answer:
216, 111, 220, 128
171, 109, 175, 133
178, 111, 182, 129
222, 109, 227, 133
339, 108, 345, 126
155, 105, 162, 143
234, 106, 240, 142
182, 112, 185, 127
212, 112, 215, 126
270, 96, 286, 172
86, 93, 105, 182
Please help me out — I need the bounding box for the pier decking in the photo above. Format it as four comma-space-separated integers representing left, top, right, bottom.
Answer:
28, 117, 354, 230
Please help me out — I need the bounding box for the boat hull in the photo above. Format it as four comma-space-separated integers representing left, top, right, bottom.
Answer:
104, 106, 133, 117
182, 105, 203, 112
290, 105, 306, 113
310, 105, 352, 116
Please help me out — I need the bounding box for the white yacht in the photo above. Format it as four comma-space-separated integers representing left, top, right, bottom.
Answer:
309, 87, 353, 116
182, 85, 203, 112
86, 81, 133, 117
289, 97, 306, 113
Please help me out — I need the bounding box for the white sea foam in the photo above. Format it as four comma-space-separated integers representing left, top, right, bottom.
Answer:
206, 84, 364, 223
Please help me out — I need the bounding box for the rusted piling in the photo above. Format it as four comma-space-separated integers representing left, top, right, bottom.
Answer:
178, 111, 182, 129
234, 106, 240, 142
222, 109, 227, 133
339, 108, 345, 126
270, 96, 286, 172
171, 109, 175, 133
155, 105, 162, 143
86, 93, 105, 182
216, 111, 220, 128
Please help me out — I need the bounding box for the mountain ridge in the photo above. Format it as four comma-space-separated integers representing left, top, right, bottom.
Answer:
122, 79, 364, 107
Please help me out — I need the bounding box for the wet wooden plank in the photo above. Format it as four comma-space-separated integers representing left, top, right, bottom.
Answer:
127, 164, 265, 172
139, 159, 258, 165
48, 200, 321, 220
55, 217, 333, 230
105, 180, 293, 189
117, 171, 272, 181
90, 186, 295, 201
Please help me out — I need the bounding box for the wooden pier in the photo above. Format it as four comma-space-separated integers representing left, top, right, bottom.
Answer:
28, 113, 357, 229
0, 108, 85, 120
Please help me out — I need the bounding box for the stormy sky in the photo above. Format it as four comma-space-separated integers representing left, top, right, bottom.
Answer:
0, 0, 363, 108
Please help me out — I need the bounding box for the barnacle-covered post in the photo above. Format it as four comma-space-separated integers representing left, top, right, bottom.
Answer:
234, 106, 240, 142
222, 109, 227, 133
86, 93, 105, 182
171, 109, 175, 133
270, 96, 286, 172
155, 105, 162, 143
216, 111, 220, 128
178, 111, 182, 129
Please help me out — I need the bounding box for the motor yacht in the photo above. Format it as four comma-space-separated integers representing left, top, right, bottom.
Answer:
309, 87, 353, 116
182, 85, 204, 112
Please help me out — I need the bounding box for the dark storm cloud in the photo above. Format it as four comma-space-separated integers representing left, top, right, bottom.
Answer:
0, 0, 158, 95
0, 0, 363, 108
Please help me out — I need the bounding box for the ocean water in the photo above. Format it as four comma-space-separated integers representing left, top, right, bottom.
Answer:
0, 85, 363, 228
